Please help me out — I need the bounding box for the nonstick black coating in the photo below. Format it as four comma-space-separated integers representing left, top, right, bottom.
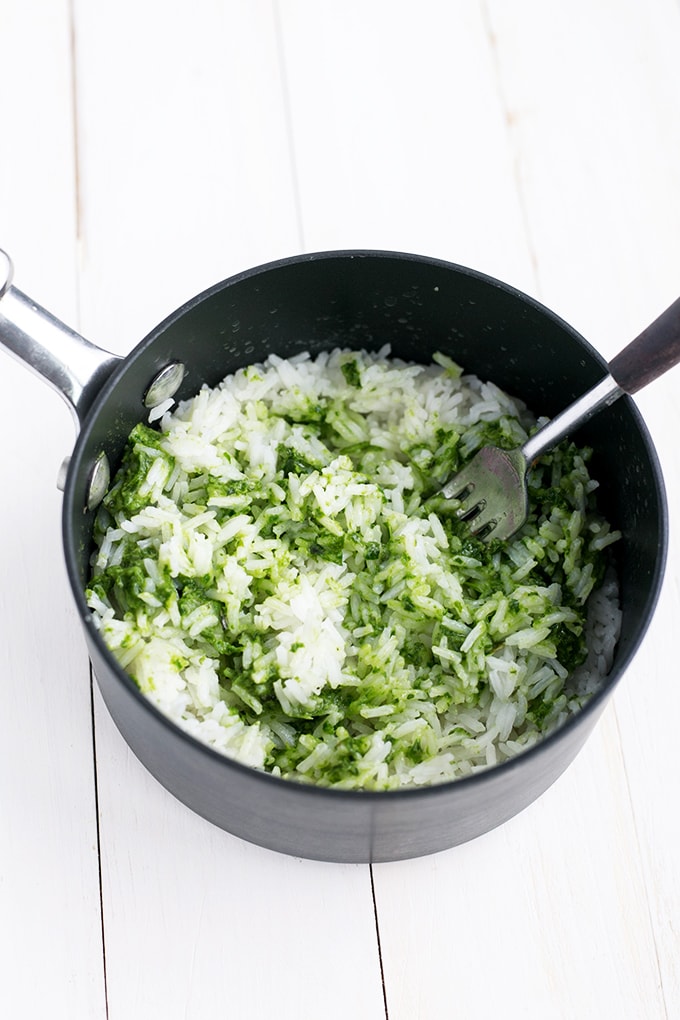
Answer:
63, 251, 667, 861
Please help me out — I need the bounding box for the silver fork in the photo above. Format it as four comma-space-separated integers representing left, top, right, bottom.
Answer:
441, 295, 680, 542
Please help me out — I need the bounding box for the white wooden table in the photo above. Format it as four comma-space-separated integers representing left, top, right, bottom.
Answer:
2, 2, 679, 1017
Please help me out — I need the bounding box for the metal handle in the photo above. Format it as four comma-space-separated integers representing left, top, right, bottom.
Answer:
522, 374, 622, 463
0, 249, 121, 428
522, 294, 680, 463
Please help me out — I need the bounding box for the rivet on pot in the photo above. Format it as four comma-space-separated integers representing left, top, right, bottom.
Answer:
144, 361, 185, 409
86, 452, 110, 512
56, 456, 71, 492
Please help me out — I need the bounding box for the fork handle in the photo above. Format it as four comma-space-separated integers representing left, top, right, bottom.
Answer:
609, 294, 680, 394
521, 374, 622, 463
522, 294, 680, 464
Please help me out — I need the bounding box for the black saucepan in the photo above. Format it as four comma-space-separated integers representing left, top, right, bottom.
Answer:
0, 250, 667, 862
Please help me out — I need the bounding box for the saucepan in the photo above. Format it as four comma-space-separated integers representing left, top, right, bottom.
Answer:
0, 248, 667, 862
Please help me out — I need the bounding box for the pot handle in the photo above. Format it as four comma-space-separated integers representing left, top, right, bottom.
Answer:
0, 249, 121, 428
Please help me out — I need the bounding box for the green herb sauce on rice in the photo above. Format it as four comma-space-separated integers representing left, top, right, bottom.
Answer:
86, 348, 621, 789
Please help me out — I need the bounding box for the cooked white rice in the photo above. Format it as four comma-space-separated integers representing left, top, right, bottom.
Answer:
86, 347, 622, 789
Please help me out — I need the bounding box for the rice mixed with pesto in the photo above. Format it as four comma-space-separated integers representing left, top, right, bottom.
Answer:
86, 347, 621, 789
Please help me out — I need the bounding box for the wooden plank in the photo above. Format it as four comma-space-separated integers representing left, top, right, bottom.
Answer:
368, 613, 673, 986
278, 0, 537, 294
375, 712, 662, 1019
0, 2, 107, 1018
70, 1, 386, 1015
277, 2, 665, 1014
484, 0, 680, 347
369, 0, 680, 1016
72, 0, 302, 355
614, 550, 680, 1011
95, 687, 385, 1020
484, 0, 680, 1010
